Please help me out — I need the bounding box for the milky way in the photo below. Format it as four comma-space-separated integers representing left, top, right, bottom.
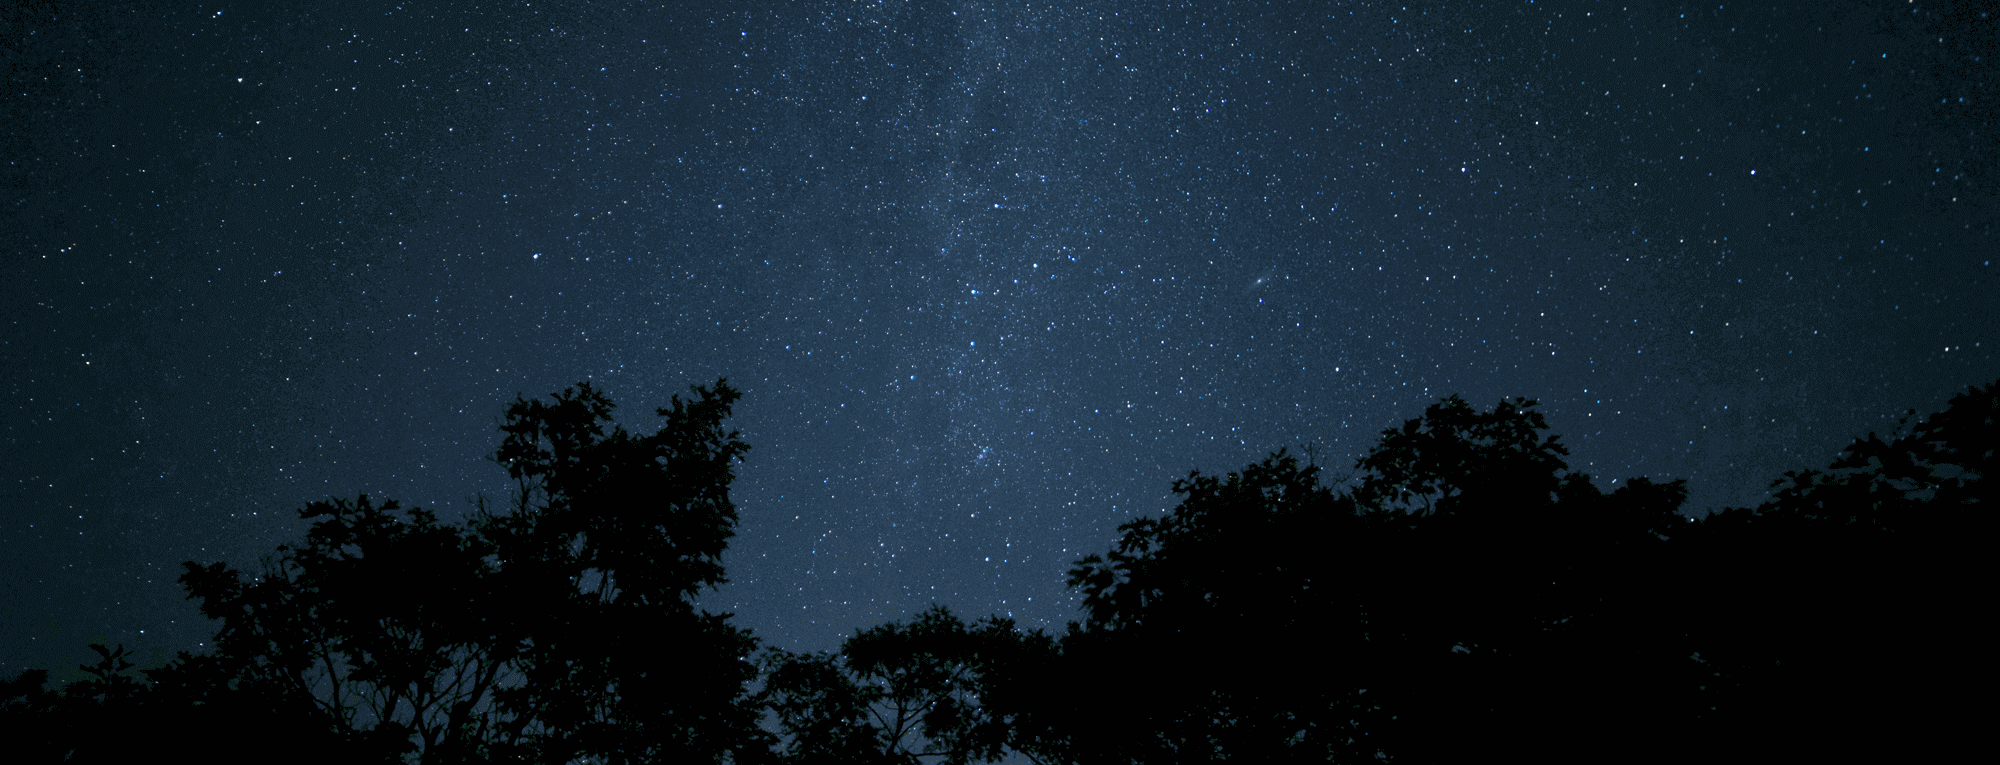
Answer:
4, 1, 1994, 671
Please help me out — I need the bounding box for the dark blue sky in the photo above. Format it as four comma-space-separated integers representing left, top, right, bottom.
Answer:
5, 0, 1995, 674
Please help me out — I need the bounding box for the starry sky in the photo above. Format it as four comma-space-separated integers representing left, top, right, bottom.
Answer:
5, 0, 1995, 674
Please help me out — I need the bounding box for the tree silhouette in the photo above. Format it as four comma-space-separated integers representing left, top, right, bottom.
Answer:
474, 380, 763, 764
1, 379, 763, 764
1044, 385, 1991, 761
1056, 448, 1372, 763
1676, 381, 1995, 760
1053, 396, 1709, 762
0, 644, 160, 762
0, 668, 63, 762
5, 380, 1990, 762
164, 495, 509, 761
760, 605, 1059, 765
1343, 396, 1702, 761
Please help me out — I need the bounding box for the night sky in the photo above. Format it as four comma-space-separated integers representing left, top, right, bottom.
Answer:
5, 0, 1995, 675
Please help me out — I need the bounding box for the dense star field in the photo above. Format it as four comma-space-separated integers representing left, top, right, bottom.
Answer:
4, 0, 1994, 675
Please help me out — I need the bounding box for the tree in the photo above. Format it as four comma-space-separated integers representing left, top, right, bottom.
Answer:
1678, 381, 1995, 760
163, 495, 507, 762
1342, 397, 1699, 761
0, 668, 64, 763
0, 379, 764, 765
1049, 385, 1993, 761
760, 606, 1058, 765
1056, 449, 1372, 763
1053, 396, 1704, 763
475, 380, 764, 764
9, 380, 1989, 762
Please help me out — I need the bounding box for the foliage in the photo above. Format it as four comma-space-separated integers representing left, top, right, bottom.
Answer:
1046, 385, 1991, 761
474, 380, 762, 764
1056, 396, 1709, 762
4, 380, 1990, 762
759, 605, 1058, 765
163, 495, 506, 761
1675, 380, 1995, 759
1, 380, 760, 765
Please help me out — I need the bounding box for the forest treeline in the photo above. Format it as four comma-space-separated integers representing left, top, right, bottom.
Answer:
3, 379, 1989, 763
